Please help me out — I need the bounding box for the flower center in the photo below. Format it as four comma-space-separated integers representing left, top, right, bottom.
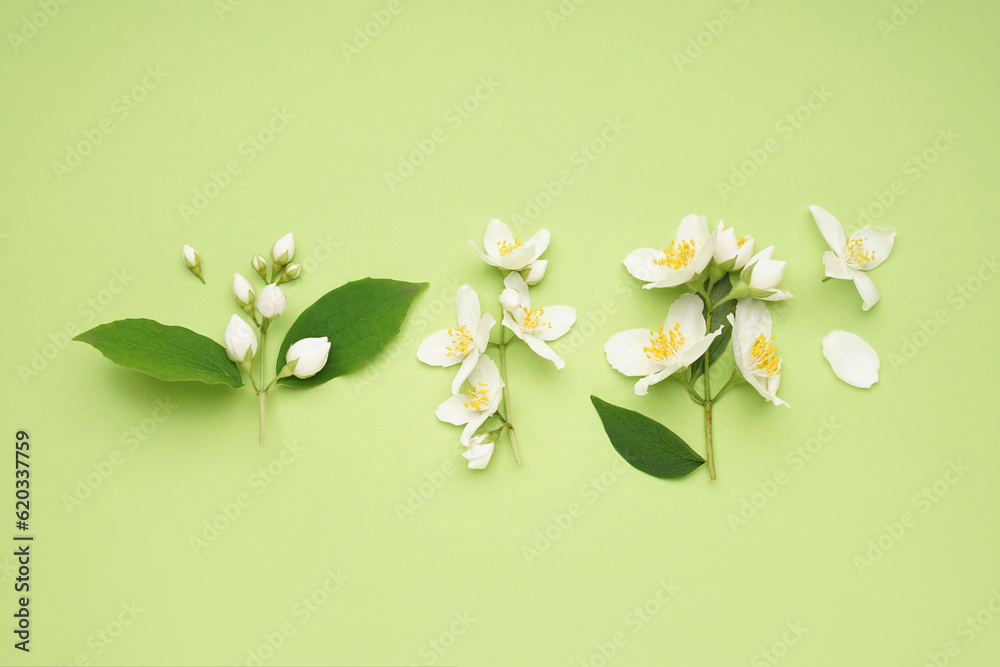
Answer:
749, 334, 780, 376
445, 325, 474, 358
520, 307, 549, 334
655, 240, 697, 269
736, 236, 747, 247
497, 238, 523, 257
844, 237, 875, 268
463, 382, 490, 411
644, 323, 687, 363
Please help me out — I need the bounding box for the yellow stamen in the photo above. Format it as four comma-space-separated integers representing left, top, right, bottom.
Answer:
736, 236, 748, 248
643, 323, 687, 363
845, 237, 875, 268
497, 238, 523, 257
463, 382, 490, 411
750, 334, 780, 376
521, 307, 550, 334
654, 239, 697, 270
445, 325, 474, 358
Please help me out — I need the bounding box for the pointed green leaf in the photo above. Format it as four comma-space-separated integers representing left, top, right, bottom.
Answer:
74, 318, 243, 387
590, 395, 704, 479
277, 278, 428, 387
690, 274, 736, 383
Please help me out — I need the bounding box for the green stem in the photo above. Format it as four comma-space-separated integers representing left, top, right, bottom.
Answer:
712, 370, 743, 402
497, 331, 521, 466
703, 300, 716, 481
678, 373, 704, 405
258, 322, 268, 447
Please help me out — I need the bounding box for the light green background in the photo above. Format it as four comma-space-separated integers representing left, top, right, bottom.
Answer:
3, 1, 1000, 665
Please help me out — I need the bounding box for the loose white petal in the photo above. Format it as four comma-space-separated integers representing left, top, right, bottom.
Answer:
533, 306, 576, 341
851, 270, 882, 311
809, 205, 847, 254
417, 330, 464, 367
605, 329, 661, 376
822, 330, 880, 388
853, 226, 896, 270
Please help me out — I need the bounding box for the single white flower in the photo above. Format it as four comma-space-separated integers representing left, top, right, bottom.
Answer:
604, 293, 722, 396
285, 336, 331, 379
470, 218, 550, 271
727, 299, 788, 407
810, 205, 896, 311
463, 432, 497, 469
500, 272, 576, 369
523, 260, 547, 285
417, 285, 496, 394
712, 222, 755, 271
822, 330, 880, 389
251, 254, 267, 280
224, 314, 257, 363
435, 356, 504, 445
740, 246, 792, 301
257, 283, 286, 319
272, 233, 295, 265
623, 214, 718, 289
232, 273, 255, 307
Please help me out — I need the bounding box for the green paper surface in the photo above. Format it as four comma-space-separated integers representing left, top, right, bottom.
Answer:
2, 1, 999, 665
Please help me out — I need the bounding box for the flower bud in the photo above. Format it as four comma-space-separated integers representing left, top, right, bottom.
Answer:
278, 263, 301, 284
712, 223, 755, 272
182, 245, 204, 283
224, 314, 257, 363
499, 288, 520, 312
251, 254, 267, 280
523, 259, 547, 285
232, 273, 255, 308
463, 431, 497, 469
284, 336, 331, 379
271, 233, 295, 265
257, 283, 286, 320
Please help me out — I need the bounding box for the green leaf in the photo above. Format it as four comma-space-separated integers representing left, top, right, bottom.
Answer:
590, 395, 704, 479
74, 318, 243, 387
277, 278, 428, 387
690, 274, 736, 383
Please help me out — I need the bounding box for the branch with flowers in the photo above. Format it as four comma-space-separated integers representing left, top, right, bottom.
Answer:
417, 219, 576, 469
593, 215, 791, 481
76, 233, 426, 446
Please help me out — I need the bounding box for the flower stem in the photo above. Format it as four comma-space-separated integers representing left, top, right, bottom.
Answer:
497, 332, 521, 466
703, 299, 716, 481
258, 322, 268, 447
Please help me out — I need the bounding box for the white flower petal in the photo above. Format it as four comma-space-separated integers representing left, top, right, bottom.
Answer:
463, 435, 495, 469
713, 224, 739, 264
853, 226, 896, 270
436, 395, 474, 426
822, 331, 880, 388
499, 241, 536, 270
469, 354, 502, 389
417, 330, 463, 367
533, 306, 576, 341
759, 289, 793, 302
455, 285, 481, 329
483, 218, 512, 261
634, 365, 680, 396
665, 294, 707, 342
503, 271, 531, 308
623, 248, 670, 284
469, 241, 500, 267
451, 349, 481, 395
851, 270, 882, 311
677, 326, 722, 367
524, 259, 547, 285
475, 313, 496, 352
822, 250, 853, 280
460, 410, 492, 445
502, 311, 525, 340
676, 214, 709, 244
809, 205, 847, 254
689, 230, 718, 275
525, 228, 550, 260
642, 268, 695, 289
605, 329, 661, 377
523, 335, 565, 369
